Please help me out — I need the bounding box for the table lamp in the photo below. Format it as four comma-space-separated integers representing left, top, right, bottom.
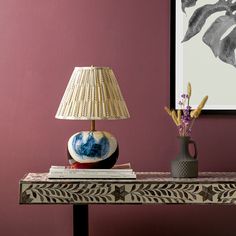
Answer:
55, 66, 130, 169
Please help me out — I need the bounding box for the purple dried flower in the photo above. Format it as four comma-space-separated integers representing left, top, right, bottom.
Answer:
177, 90, 195, 136
183, 120, 190, 125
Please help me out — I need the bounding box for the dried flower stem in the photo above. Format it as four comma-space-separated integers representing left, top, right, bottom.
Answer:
164, 106, 172, 116
165, 82, 208, 137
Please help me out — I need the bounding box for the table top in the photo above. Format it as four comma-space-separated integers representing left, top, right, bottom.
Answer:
20, 172, 236, 183
19, 172, 236, 205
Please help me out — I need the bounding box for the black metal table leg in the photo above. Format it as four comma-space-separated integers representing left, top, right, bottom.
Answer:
73, 204, 89, 236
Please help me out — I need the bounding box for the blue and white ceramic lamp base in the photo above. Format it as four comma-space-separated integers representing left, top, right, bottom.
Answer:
67, 131, 119, 169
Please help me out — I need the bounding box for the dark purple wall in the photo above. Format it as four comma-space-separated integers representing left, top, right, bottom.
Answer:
1, 0, 236, 235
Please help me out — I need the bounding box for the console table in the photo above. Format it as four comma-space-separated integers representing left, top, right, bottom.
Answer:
19, 172, 236, 236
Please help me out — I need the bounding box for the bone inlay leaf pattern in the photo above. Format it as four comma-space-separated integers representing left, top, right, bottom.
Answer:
20, 173, 236, 204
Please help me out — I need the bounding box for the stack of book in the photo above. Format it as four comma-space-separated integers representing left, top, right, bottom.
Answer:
48, 164, 136, 179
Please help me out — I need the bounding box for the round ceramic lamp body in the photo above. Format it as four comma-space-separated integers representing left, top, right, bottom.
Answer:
68, 131, 119, 169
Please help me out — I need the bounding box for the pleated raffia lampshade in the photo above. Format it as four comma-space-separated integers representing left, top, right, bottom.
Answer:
55, 66, 130, 120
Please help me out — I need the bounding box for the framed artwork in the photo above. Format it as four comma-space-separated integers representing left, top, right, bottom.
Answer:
170, 0, 236, 114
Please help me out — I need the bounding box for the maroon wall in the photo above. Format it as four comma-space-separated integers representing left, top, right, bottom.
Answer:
1, 0, 236, 235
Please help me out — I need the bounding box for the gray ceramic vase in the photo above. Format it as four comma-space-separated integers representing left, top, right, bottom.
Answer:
171, 136, 198, 178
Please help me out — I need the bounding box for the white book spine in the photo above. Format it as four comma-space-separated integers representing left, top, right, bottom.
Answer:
48, 164, 136, 179
50, 166, 133, 173
48, 173, 136, 179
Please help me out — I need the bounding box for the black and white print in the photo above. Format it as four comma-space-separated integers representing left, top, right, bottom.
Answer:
173, 0, 236, 112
